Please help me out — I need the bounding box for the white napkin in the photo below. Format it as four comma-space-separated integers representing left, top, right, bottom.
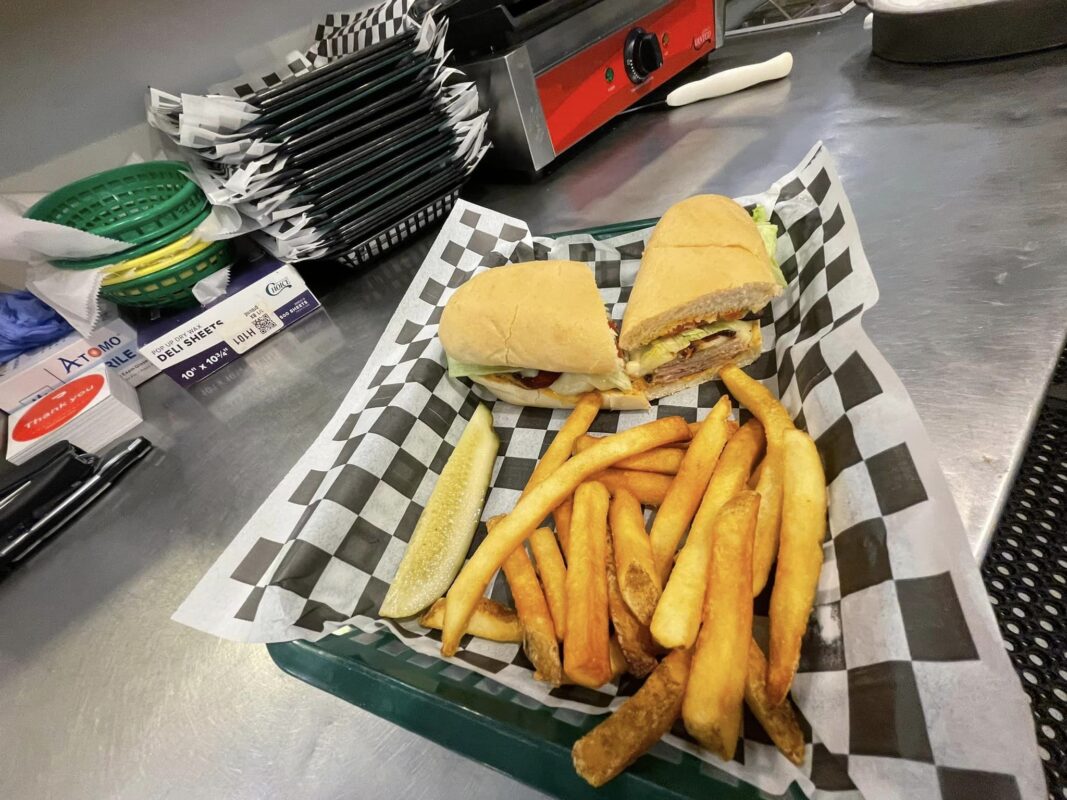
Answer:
0, 196, 130, 262
16, 205, 249, 336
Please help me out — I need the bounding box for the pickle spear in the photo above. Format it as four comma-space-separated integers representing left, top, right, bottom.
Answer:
380, 403, 499, 618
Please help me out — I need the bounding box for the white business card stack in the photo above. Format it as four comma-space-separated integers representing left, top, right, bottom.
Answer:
5, 365, 142, 464
0, 310, 157, 414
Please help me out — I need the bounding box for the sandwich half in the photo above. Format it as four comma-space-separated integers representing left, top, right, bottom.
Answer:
620, 195, 785, 400
440, 259, 649, 409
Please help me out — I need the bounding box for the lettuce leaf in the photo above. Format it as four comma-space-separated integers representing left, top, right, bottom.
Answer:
752, 205, 786, 288
446, 356, 519, 379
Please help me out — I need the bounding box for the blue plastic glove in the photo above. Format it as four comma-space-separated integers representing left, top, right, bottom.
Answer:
0, 291, 74, 365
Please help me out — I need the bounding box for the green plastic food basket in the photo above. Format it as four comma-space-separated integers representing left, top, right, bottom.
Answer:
266, 219, 808, 800
26, 161, 206, 247
100, 239, 233, 309
50, 206, 212, 271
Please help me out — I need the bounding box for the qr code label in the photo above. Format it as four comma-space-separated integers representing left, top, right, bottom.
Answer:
253, 315, 278, 335
228, 304, 282, 354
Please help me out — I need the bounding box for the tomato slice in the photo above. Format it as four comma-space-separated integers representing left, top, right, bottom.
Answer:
518, 371, 561, 389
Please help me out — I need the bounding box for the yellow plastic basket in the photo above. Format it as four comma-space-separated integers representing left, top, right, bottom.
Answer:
100, 240, 233, 309
101, 235, 213, 286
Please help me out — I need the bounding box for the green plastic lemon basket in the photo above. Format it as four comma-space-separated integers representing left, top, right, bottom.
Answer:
26, 161, 207, 248
50, 206, 212, 271
101, 239, 233, 309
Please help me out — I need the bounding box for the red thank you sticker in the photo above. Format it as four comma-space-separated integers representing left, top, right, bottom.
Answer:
13, 374, 105, 442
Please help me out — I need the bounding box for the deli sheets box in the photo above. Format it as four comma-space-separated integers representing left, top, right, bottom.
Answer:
137, 258, 321, 387
0, 311, 156, 414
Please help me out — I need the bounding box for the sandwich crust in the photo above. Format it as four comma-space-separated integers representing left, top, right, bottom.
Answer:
620, 247, 778, 351
646, 194, 767, 256
440, 260, 619, 375
619, 196, 781, 352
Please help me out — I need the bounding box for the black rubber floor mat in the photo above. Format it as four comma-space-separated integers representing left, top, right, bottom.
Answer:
983, 350, 1066, 798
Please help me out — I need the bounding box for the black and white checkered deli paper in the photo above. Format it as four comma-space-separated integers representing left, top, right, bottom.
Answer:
175, 144, 1045, 800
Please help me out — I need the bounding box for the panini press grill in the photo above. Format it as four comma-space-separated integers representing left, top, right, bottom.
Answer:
444, 0, 726, 173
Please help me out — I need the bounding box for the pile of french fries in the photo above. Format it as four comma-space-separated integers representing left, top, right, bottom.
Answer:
421, 365, 827, 787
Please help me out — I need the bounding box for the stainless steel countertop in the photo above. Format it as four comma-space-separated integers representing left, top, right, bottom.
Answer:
3, 11, 1066, 800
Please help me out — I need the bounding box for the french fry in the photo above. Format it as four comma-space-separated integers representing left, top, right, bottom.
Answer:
613, 447, 683, 475
574, 436, 684, 475
490, 515, 561, 679
718, 366, 796, 601
661, 420, 736, 451
682, 491, 759, 760
749, 457, 765, 489
606, 541, 658, 677
572, 649, 691, 787
553, 496, 573, 559
522, 393, 602, 499
595, 469, 673, 507
608, 489, 661, 625
502, 542, 562, 685
651, 421, 764, 649
745, 639, 805, 765
419, 598, 523, 643
719, 365, 795, 445
518, 394, 598, 565
564, 481, 613, 688
442, 416, 691, 655
649, 396, 733, 582
609, 636, 628, 680
575, 640, 628, 685
751, 444, 784, 596
689, 419, 738, 437
529, 526, 568, 639
767, 429, 827, 705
